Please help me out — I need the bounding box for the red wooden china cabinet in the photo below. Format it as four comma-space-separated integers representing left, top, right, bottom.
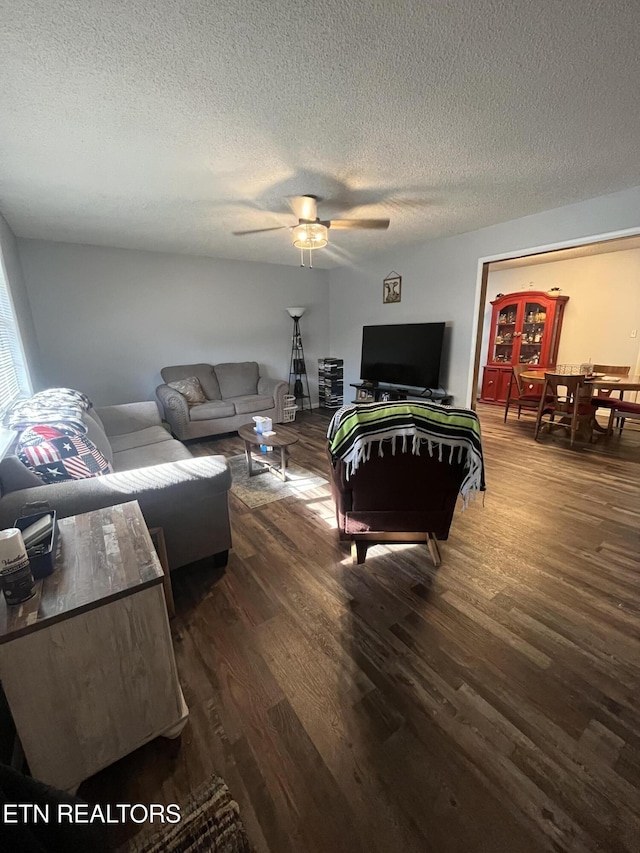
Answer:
480, 290, 570, 404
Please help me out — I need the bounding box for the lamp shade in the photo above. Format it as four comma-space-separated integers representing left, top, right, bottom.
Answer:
292, 222, 328, 250
286, 306, 306, 318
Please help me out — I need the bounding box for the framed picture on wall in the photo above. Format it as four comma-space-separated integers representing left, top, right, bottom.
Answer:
383, 272, 402, 304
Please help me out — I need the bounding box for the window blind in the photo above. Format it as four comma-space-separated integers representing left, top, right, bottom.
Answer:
0, 263, 29, 418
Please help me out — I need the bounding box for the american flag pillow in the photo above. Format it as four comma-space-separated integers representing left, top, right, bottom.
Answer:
17, 424, 113, 484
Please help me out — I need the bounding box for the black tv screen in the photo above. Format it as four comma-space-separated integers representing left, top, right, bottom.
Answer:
360, 322, 445, 389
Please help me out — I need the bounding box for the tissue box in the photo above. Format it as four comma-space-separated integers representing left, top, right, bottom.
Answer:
14, 510, 59, 580
252, 416, 273, 434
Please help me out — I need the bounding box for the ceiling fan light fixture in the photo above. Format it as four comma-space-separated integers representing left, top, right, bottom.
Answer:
292, 222, 328, 250
232, 194, 390, 268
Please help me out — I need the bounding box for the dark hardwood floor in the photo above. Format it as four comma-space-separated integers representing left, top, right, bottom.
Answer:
81, 405, 640, 852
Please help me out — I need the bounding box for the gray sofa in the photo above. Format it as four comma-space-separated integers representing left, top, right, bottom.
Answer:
0, 401, 232, 571
156, 362, 289, 440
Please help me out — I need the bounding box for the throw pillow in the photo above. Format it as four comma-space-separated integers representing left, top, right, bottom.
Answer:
167, 376, 207, 406
17, 424, 113, 485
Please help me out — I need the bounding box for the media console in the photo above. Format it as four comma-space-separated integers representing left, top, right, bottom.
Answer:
351, 383, 452, 405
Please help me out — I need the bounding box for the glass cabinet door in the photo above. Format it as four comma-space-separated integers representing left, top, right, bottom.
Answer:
492, 302, 518, 364
518, 301, 547, 365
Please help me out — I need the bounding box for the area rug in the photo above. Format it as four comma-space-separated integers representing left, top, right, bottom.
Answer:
124, 773, 251, 853
228, 453, 328, 507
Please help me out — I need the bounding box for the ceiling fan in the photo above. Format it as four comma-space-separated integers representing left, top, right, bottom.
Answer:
232, 195, 390, 266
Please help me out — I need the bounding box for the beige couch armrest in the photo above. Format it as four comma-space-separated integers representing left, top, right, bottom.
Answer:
258, 377, 289, 422
156, 384, 190, 439
0, 456, 232, 570
95, 401, 162, 436
0, 456, 231, 527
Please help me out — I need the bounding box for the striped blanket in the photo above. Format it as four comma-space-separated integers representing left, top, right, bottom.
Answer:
327, 400, 485, 506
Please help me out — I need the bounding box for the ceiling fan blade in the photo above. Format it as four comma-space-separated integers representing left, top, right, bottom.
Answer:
288, 195, 318, 221
232, 226, 290, 236
325, 219, 390, 230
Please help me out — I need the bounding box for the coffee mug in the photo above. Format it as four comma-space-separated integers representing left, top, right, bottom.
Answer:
0, 527, 36, 605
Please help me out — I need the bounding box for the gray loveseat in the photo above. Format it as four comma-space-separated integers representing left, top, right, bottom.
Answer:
0, 402, 232, 571
156, 362, 289, 440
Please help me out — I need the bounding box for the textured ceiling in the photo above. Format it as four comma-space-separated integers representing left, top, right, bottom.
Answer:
1, 0, 640, 268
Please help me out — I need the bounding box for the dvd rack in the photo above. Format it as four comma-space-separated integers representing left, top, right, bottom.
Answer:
318, 358, 344, 409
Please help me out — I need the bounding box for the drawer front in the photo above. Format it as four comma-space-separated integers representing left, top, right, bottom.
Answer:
481, 367, 500, 401
497, 369, 513, 403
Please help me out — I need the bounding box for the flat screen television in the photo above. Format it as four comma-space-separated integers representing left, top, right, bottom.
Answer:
360, 322, 445, 389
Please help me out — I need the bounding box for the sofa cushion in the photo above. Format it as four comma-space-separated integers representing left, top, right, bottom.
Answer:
17, 424, 113, 484
109, 426, 173, 453
113, 439, 194, 472
89, 407, 106, 431
161, 364, 221, 400
83, 412, 114, 465
167, 376, 207, 406
189, 401, 236, 421
0, 455, 43, 494
215, 362, 259, 398
228, 395, 275, 416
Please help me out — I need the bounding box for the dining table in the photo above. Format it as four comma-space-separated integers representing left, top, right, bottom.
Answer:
520, 370, 640, 395
520, 370, 640, 439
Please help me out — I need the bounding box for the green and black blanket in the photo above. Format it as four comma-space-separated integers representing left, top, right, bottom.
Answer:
327, 400, 485, 506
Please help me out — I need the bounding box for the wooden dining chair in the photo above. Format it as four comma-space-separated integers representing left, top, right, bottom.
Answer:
606, 399, 640, 435
534, 373, 596, 447
592, 364, 631, 375
503, 365, 544, 422
592, 364, 631, 390
591, 364, 630, 428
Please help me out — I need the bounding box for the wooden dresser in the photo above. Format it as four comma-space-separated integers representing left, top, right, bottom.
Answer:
0, 501, 188, 792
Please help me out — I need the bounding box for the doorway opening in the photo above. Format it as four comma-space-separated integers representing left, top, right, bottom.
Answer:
469, 231, 640, 409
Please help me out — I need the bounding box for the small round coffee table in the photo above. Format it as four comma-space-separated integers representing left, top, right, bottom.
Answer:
237, 423, 299, 482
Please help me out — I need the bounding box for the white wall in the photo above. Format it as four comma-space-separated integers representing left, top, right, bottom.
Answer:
11, 184, 640, 411
17, 240, 329, 407
329, 186, 640, 406
482, 250, 640, 383
0, 215, 42, 390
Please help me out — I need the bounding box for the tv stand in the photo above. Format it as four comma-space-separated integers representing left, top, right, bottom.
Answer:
351, 383, 451, 405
